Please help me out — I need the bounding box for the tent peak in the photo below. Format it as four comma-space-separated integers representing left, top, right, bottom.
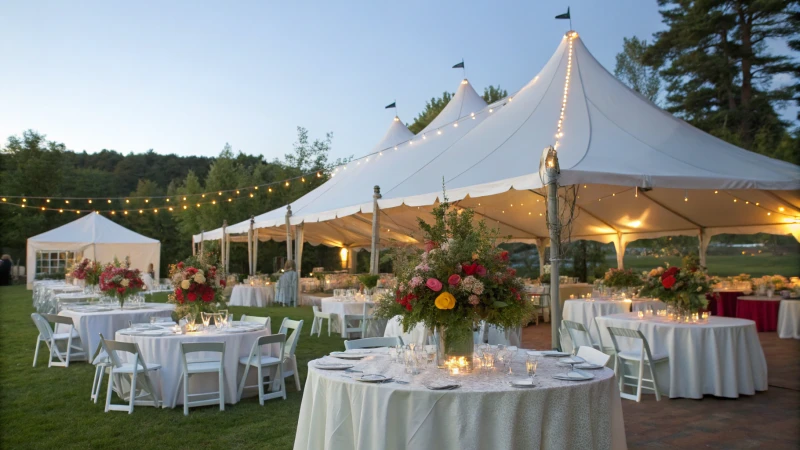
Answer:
420, 78, 488, 134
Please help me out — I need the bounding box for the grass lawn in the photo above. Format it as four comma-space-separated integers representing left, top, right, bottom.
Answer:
617, 254, 799, 277
0, 285, 344, 450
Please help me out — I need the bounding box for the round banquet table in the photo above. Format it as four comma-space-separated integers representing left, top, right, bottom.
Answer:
383, 315, 429, 346
712, 290, 746, 317
596, 313, 767, 399
58, 303, 175, 356
294, 348, 626, 450
229, 284, 275, 307
54, 292, 101, 312
116, 325, 274, 408
736, 296, 781, 332
320, 298, 380, 338
777, 300, 800, 339
562, 299, 665, 345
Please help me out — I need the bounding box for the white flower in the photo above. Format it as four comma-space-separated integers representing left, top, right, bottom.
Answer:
181, 279, 191, 289
696, 286, 702, 292
120, 279, 130, 287
194, 273, 206, 284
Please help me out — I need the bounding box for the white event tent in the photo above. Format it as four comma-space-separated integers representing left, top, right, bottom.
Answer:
197, 31, 799, 277
27, 213, 161, 288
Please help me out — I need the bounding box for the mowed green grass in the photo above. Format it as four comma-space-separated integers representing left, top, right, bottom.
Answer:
618, 254, 799, 277
0, 285, 344, 450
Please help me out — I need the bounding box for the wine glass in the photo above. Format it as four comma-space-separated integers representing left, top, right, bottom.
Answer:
425, 345, 436, 367
201, 312, 211, 329
213, 313, 224, 330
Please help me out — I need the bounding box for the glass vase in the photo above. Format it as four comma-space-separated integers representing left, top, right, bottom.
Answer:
434, 325, 475, 372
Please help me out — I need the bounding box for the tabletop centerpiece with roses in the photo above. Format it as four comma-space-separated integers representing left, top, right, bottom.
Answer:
98, 257, 145, 309
639, 263, 711, 318
168, 256, 227, 326
375, 197, 532, 371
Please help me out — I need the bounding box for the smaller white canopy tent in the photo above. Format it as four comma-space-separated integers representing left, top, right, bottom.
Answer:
26, 213, 161, 288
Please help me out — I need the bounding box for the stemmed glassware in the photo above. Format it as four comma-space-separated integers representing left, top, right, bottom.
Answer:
526, 356, 538, 382
201, 312, 212, 329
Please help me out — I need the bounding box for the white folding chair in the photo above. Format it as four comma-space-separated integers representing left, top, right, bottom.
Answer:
238, 334, 287, 405
361, 303, 377, 338
563, 320, 600, 354
31, 313, 86, 368
240, 314, 271, 329
102, 339, 161, 413
344, 336, 402, 350
576, 346, 611, 367
176, 342, 226, 415
607, 327, 669, 402
343, 307, 366, 339
90, 335, 112, 403
310, 306, 334, 337
279, 318, 304, 391
593, 317, 617, 360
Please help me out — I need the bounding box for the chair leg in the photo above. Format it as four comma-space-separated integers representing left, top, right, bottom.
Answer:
91, 365, 102, 402
257, 365, 265, 406
650, 361, 662, 401
65, 335, 73, 368
105, 371, 115, 412
309, 317, 316, 336
47, 339, 56, 368
635, 360, 645, 403
237, 364, 250, 402
327, 317, 331, 337
219, 369, 225, 411
129, 371, 138, 414
33, 337, 42, 367
293, 355, 301, 391
183, 372, 189, 416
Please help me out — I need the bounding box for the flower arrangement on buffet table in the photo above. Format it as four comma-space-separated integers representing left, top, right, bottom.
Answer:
639, 263, 710, 314
70, 258, 103, 287
98, 257, 145, 308
168, 255, 227, 323
603, 268, 643, 289
374, 197, 532, 370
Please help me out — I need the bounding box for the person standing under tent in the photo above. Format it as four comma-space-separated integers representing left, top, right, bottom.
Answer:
276, 260, 298, 306
0, 254, 12, 286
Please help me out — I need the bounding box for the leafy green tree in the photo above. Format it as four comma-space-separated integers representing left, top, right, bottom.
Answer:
644, 0, 799, 155
614, 36, 661, 103
482, 85, 508, 104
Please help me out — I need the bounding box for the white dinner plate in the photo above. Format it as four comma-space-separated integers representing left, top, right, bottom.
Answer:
574, 363, 605, 370
553, 370, 594, 381
138, 330, 172, 336
541, 351, 570, 357
329, 352, 366, 360
356, 374, 391, 383
314, 363, 354, 370
557, 356, 586, 365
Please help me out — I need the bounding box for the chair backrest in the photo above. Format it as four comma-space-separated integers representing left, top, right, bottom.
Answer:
245, 333, 286, 365
279, 318, 304, 358
180, 342, 225, 371
563, 320, 594, 349
241, 315, 270, 328
345, 336, 402, 350
606, 327, 656, 362
577, 346, 611, 366
102, 338, 151, 372
31, 313, 54, 340
312, 305, 321, 315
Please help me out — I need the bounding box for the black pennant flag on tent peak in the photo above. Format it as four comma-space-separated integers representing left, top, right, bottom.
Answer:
452, 60, 464, 69
385, 102, 396, 109
555, 7, 570, 19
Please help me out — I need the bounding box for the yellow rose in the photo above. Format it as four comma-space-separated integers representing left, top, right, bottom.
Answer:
434, 292, 456, 310
180, 279, 191, 289
194, 273, 206, 284
120, 279, 130, 287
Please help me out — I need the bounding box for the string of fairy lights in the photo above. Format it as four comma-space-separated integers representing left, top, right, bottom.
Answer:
0, 79, 514, 216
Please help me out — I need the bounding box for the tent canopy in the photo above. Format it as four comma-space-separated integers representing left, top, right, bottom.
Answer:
197, 31, 799, 255
27, 213, 161, 288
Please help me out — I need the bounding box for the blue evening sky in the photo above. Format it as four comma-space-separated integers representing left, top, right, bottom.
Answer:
1, 1, 795, 162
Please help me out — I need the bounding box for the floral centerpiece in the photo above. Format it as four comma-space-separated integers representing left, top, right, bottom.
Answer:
374, 198, 532, 370
358, 274, 380, 293
540, 264, 551, 284
99, 257, 145, 308
639, 264, 710, 314
603, 268, 643, 289
168, 256, 226, 325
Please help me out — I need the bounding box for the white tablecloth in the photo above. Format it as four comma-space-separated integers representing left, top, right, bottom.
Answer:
563, 300, 630, 344
53, 292, 101, 311
294, 348, 626, 450
596, 313, 768, 399
59, 303, 175, 355
320, 298, 380, 338
229, 284, 275, 307
778, 300, 800, 339
116, 325, 273, 407
383, 316, 429, 345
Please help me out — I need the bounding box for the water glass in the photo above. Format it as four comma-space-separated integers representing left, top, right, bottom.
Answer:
201, 312, 211, 328
213, 313, 224, 330
388, 347, 398, 363
526, 357, 538, 380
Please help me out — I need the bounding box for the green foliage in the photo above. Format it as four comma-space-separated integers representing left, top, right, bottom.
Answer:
643, 0, 799, 157
357, 274, 379, 289
482, 85, 508, 104
407, 85, 507, 134
602, 268, 643, 288
614, 36, 661, 103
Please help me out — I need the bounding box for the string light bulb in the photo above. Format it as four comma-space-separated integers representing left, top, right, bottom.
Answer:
107, 199, 111, 204
145, 199, 149, 203
285, 181, 290, 187
46, 199, 50, 203
22, 198, 27, 203
88, 199, 92, 204
126, 199, 130, 203
65, 200, 70, 204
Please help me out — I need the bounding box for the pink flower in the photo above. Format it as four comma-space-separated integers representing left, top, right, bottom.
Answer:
468, 294, 480, 305
476, 265, 487, 277
448, 274, 461, 286
410, 276, 423, 288
454, 263, 462, 273
426, 278, 443, 292
424, 240, 437, 252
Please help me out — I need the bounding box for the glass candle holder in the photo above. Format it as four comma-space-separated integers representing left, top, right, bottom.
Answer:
637, 310, 644, 319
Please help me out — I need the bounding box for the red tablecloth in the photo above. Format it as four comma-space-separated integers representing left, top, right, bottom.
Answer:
714, 291, 745, 317
736, 297, 780, 332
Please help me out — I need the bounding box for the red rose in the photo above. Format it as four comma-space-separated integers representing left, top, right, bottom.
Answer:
187, 292, 197, 302
476, 265, 487, 277
117, 287, 125, 294
506, 267, 517, 277
448, 274, 461, 286
175, 289, 184, 301
463, 263, 478, 276
424, 240, 437, 252
662, 275, 676, 289
661, 267, 679, 280
426, 278, 443, 292
220, 279, 226, 287
405, 303, 412, 311
177, 262, 184, 269
201, 287, 214, 302
499, 251, 509, 261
